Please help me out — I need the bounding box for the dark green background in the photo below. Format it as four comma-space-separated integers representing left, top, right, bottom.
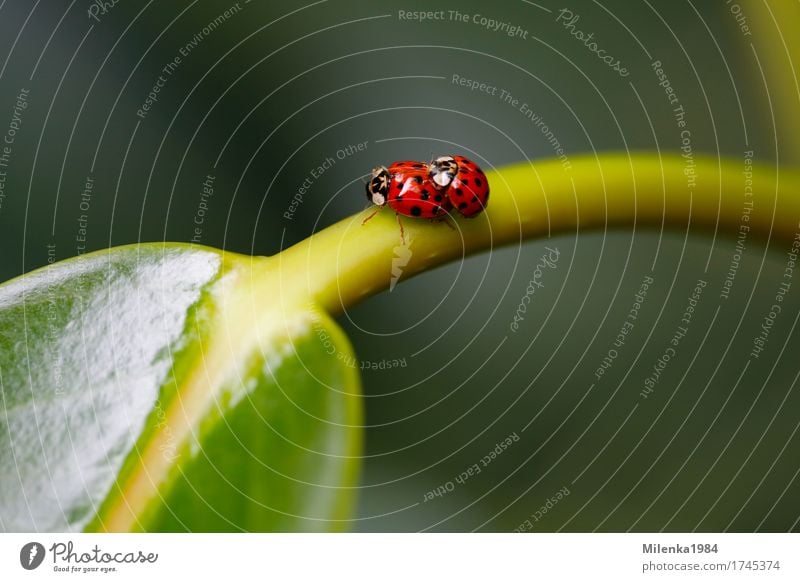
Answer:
0, 0, 797, 531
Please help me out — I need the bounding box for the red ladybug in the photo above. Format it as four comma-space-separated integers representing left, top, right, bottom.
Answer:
386, 162, 452, 219
363, 162, 451, 244
362, 154, 490, 243
429, 155, 489, 218
364, 163, 451, 219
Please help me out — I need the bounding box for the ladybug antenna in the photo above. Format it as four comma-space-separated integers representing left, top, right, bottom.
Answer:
361, 206, 382, 225
396, 213, 406, 246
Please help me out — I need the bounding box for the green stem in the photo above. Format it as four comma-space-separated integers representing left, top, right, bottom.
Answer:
747, 0, 800, 164
95, 152, 800, 531
259, 153, 800, 316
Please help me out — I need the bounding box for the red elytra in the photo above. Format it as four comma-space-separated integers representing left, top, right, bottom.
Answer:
387, 160, 428, 174
363, 155, 489, 236
386, 164, 451, 219
445, 155, 489, 218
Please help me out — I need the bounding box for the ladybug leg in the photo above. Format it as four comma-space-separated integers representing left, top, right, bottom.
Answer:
427, 212, 455, 229
441, 215, 456, 231
361, 206, 382, 225
395, 212, 406, 246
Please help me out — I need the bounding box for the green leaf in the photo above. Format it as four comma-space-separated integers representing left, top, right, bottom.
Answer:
0, 243, 362, 532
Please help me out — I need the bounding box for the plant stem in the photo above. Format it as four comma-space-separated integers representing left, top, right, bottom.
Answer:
747, 0, 800, 164
259, 153, 799, 316
87, 152, 800, 532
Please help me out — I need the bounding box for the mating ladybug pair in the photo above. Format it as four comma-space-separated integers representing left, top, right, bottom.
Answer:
364, 155, 490, 224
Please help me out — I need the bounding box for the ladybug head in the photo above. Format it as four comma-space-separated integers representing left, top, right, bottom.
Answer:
366, 166, 390, 206
428, 155, 458, 189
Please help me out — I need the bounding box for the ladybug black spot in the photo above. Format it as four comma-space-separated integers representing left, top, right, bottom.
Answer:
411, 206, 422, 217
475, 178, 482, 187
458, 202, 468, 210
455, 188, 464, 196
434, 194, 442, 202
420, 190, 430, 201
461, 179, 469, 186
471, 195, 479, 203
433, 206, 441, 214
414, 175, 423, 184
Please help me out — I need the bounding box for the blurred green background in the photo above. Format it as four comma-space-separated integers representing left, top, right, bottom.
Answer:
0, 0, 798, 531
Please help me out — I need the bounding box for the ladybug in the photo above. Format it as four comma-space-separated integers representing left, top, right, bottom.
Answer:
363, 162, 451, 244
364, 162, 451, 219
385, 164, 452, 219
434, 155, 490, 218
